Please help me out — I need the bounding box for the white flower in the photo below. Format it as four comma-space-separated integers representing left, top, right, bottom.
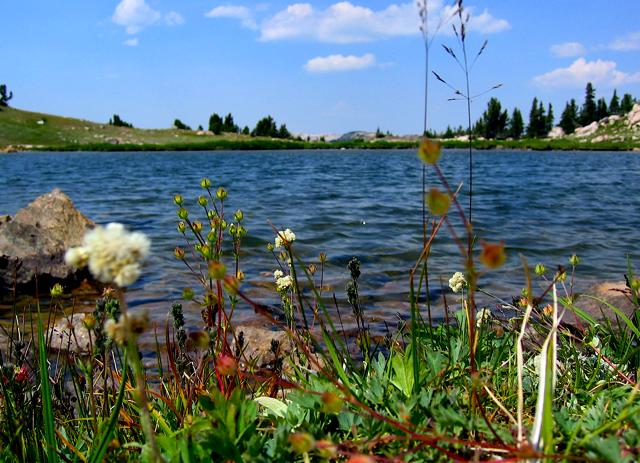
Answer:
274, 228, 296, 248
476, 308, 492, 328
65, 222, 151, 287
276, 275, 293, 292
448, 272, 467, 293
64, 247, 89, 268
273, 269, 284, 280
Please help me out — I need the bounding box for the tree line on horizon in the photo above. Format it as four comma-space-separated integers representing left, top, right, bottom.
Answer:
437, 83, 637, 140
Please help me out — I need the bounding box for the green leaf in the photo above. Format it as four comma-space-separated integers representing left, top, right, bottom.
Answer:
390, 352, 414, 398
37, 309, 58, 463
255, 397, 288, 419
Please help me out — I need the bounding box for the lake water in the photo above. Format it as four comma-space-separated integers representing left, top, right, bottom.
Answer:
1, 149, 638, 333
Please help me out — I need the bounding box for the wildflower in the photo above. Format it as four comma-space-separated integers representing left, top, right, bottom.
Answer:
236, 270, 245, 281
346, 456, 375, 463
266, 242, 275, 252
289, 433, 315, 454
479, 241, 506, 269
569, 254, 580, 266
233, 209, 244, 222
426, 188, 450, 215
276, 275, 293, 292
50, 283, 64, 297
448, 272, 466, 293
274, 228, 296, 248
476, 308, 492, 328
348, 257, 361, 279
83, 313, 97, 330
177, 221, 186, 233
542, 304, 553, 316
418, 137, 442, 164
182, 287, 194, 300
535, 263, 546, 275
273, 269, 284, 280
208, 262, 226, 280
103, 312, 150, 345
316, 440, 338, 459
216, 354, 237, 376
200, 177, 211, 189
15, 365, 29, 383
65, 223, 150, 287
192, 220, 203, 233
197, 195, 208, 207
308, 264, 317, 274
321, 391, 343, 414
174, 247, 185, 259
173, 194, 184, 206
177, 208, 189, 220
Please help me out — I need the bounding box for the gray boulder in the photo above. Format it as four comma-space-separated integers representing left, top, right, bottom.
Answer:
0, 189, 94, 296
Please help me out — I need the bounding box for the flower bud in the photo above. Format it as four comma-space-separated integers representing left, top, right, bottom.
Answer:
50, 283, 64, 297
228, 223, 237, 236
177, 221, 186, 233
631, 279, 640, 291
206, 230, 216, 242
237, 226, 247, 238
236, 270, 245, 281
207, 210, 216, 220
173, 194, 184, 206
182, 287, 194, 301
535, 263, 546, 275
192, 220, 203, 233
569, 254, 580, 266
234, 209, 244, 222
82, 313, 97, 330
177, 207, 189, 220
200, 177, 211, 189
266, 243, 274, 252
200, 244, 212, 259
320, 391, 343, 414
319, 252, 327, 263
220, 220, 227, 230
216, 187, 227, 200
208, 261, 226, 280
198, 195, 208, 207
556, 270, 567, 282
308, 264, 317, 275
174, 247, 185, 259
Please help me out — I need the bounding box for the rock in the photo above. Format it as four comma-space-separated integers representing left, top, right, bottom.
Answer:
1, 145, 18, 153
548, 126, 565, 139
233, 325, 295, 369
574, 121, 599, 137
0, 189, 94, 296
48, 313, 92, 353
627, 103, 640, 127
572, 281, 638, 324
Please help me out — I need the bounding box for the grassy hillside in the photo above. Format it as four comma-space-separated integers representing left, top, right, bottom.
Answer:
1, 106, 639, 152
0, 106, 255, 150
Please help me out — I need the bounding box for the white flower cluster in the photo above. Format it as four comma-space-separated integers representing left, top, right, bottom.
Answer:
274, 269, 293, 292
104, 311, 150, 345
274, 228, 296, 249
65, 223, 151, 287
476, 308, 492, 328
448, 271, 467, 293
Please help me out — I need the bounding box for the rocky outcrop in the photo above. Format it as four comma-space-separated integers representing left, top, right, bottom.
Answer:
571, 281, 637, 323
0, 189, 94, 296
627, 103, 640, 127
547, 126, 565, 139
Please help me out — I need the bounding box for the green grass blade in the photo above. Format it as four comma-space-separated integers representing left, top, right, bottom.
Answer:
88, 352, 128, 463
581, 295, 640, 338
37, 310, 58, 463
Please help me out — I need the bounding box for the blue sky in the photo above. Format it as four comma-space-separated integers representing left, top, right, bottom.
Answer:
3, 1, 640, 134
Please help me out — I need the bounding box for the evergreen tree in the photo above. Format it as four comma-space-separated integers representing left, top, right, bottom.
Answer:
609, 90, 620, 115
559, 99, 578, 135
375, 127, 385, 138
109, 114, 133, 128
478, 97, 508, 139
579, 82, 597, 125
173, 119, 191, 130
241, 126, 250, 135
222, 113, 239, 133
509, 107, 524, 139
209, 113, 223, 134
278, 123, 291, 139
595, 98, 609, 121
252, 116, 278, 137
545, 103, 554, 134
0, 84, 13, 107
527, 97, 539, 138
443, 125, 454, 139
197, 125, 204, 131
620, 93, 635, 113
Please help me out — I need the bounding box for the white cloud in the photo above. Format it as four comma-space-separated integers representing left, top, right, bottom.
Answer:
123, 37, 139, 46
533, 58, 640, 88
304, 53, 376, 72
550, 41, 586, 58
205, 5, 257, 29
207, 2, 510, 44
113, 0, 161, 34
607, 31, 640, 51
164, 11, 185, 26
113, 0, 184, 34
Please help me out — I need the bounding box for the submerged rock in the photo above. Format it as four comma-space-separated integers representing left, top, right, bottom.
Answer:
0, 189, 94, 297
573, 281, 638, 323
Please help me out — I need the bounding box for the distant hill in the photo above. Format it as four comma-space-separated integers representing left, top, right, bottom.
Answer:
0, 107, 246, 151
